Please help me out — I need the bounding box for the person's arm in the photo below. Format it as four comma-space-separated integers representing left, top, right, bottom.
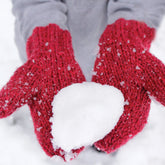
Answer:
11, 0, 68, 62
107, 0, 165, 28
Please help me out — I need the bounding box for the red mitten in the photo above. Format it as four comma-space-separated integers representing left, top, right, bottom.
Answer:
92, 19, 165, 153
0, 24, 85, 160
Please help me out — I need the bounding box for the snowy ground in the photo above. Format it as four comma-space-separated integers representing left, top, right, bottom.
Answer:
0, 1, 165, 165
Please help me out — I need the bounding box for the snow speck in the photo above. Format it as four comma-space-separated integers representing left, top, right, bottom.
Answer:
37, 111, 41, 116
38, 100, 42, 105
133, 48, 136, 53
142, 50, 146, 54
36, 127, 42, 132
117, 52, 121, 57
147, 91, 151, 95
33, 97, 37, 101
136, 66, 141, 70
124, 100, 129, 105
96, 62, 102, 68
129, 134, 133, 138
67, 65, 71, 71
51, 82, 124, 152
107, 47, 111, 52
27, 72, 34, 77
120, 81, 125, 86
24, 82, 29, 86
45, 42, 49, 46
34, 88, 38, 93
5, 100, 9, 104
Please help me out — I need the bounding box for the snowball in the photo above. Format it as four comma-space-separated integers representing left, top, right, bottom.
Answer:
51, 82, 124, 152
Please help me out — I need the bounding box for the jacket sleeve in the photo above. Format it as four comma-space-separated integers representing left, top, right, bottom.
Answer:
107, 0, 165, 28
11, 0, 68, 62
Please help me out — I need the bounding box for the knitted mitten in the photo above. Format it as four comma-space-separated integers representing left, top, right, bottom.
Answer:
92, 19, 165, 153
0, 24, 85, 160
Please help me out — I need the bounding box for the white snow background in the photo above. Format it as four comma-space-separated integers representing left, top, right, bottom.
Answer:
0, 1, 165, 165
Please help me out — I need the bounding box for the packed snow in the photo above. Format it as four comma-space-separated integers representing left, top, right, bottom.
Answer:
0, 1, 165, 165
51, 82, 124, 152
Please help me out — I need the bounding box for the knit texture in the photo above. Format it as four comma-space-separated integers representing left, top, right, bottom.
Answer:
0, 24, 86, 160
92, 19, 165, 153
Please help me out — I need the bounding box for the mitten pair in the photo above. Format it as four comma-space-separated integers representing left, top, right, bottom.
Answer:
0, 18, 165, 161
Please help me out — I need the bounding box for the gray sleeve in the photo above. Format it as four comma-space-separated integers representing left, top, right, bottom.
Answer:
107, 0, 165, 28
11, 0, 68, 62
